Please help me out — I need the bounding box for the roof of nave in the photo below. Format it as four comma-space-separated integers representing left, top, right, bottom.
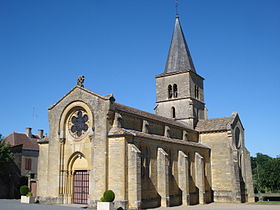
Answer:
114, 103, 194, 131
195, 112, 242, 133
108, 127, 210, 149
4, 132, 39, 151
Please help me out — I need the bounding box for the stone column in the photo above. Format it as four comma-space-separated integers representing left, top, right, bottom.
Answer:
157, 148, 169, 207
62, 170, 68, 204
178, 151, 190, 205
128, 144, 142, 209
195, 152, 206, 204
66, 171, 74, 204
59, 138, 65, 201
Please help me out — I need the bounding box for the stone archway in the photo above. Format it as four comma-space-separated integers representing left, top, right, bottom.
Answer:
66, 152, 89, 204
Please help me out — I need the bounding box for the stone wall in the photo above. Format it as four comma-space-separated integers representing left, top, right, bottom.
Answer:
199, 131, 238, 202
106, 134, 212, 209
199, 123, 254, 203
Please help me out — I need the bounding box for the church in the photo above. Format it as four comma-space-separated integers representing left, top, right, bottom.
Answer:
37, 15, 254, 209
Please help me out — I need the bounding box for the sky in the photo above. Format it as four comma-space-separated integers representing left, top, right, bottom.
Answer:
0, 0, 279, 157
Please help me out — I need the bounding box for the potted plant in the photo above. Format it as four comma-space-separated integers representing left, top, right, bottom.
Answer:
97, 190, 115, 210
20, 185, 35, 203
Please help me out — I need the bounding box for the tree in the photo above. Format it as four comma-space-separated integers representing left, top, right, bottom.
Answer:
251, 153, 280, 193
0, 134, 14, 169
259, 158, 280, 192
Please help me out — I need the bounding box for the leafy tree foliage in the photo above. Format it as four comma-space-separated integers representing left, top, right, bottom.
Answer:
251, 153, 280, 193
0, 134, 14, 168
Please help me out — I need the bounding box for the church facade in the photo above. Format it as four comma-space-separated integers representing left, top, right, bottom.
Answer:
37, 16, 254, 209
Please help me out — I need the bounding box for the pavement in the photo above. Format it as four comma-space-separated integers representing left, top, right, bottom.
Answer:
149, 203, 280, 210
0, 199, 84, 210
0, 199, 279, 210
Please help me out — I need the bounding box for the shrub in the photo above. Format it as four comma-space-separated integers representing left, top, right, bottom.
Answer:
100, 190, 115, 202
26, 192, 33, 197
20, 185, 29, 196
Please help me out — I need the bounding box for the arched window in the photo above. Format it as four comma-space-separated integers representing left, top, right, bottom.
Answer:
168, 85, 173, 98
173, 84, 178, 98
172, 107, 176, 118
235, 127, 241, 149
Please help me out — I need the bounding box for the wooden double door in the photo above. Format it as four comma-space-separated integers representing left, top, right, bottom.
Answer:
73, 170, 89, 204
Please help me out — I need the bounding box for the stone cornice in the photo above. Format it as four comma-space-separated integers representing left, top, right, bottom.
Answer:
156, 96, 205, 104
155, 70, 204, 80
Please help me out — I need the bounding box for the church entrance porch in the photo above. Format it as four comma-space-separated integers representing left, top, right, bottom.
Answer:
73, 170, 89, 204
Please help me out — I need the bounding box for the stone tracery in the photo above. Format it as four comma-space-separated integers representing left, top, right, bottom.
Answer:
69, 110, 89, 138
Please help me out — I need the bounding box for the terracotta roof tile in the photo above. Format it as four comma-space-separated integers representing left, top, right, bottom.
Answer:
4, 132, 39, 151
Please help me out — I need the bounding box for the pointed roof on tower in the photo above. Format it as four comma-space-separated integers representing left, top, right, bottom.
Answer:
164, 15, 196, 73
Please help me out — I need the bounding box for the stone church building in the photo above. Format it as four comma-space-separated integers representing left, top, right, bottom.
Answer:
37, 16, 254, 209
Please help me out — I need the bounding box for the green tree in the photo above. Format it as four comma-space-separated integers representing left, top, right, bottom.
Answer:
251, 153, 280, 193
0, 134, 14, 169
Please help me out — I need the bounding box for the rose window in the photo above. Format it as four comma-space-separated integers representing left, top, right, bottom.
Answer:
69, 110, 89, 138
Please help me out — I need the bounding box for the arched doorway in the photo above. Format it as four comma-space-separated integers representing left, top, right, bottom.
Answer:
68, 153, 89, 204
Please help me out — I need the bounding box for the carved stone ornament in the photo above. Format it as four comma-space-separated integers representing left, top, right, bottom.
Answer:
77, 75, 85, 87
68, 109, 89, 139
59, 138, 65, 144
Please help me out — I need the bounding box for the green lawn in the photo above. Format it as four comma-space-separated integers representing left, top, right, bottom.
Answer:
255, 193, 280, 197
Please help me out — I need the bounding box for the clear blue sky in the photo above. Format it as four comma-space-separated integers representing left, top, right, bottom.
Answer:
0, 0, 279, 157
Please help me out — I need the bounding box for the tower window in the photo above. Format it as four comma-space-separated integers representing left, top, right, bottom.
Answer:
172, 107, 176, 118
168, 85, 173, 98
173, 84, 178, 98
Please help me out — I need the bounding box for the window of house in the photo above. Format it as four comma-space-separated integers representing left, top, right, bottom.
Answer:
168, 85, 173, 98
172, 107, 176, 118
173, 84, 178, 98
25, 158, 32, 170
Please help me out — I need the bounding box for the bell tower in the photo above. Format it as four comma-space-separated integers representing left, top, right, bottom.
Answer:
155, 15, 207, 128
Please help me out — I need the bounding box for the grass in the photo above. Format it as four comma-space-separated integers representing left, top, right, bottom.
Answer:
255, 193, 280, 196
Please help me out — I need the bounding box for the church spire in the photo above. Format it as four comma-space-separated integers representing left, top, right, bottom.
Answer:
164, 15, 196, 73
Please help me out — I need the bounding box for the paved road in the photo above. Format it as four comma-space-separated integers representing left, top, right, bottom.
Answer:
0, 199, 279, 210
0, 199, 84, 210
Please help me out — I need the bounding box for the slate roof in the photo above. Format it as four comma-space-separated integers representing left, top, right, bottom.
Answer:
195, 116, 233, 133
164, 15, 196, 74
4, 132, 39, 151
114, 103, 193, 131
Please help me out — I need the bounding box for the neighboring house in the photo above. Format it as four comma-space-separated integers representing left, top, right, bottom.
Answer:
36, 15, 254, 209
4, 128, 43, 198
